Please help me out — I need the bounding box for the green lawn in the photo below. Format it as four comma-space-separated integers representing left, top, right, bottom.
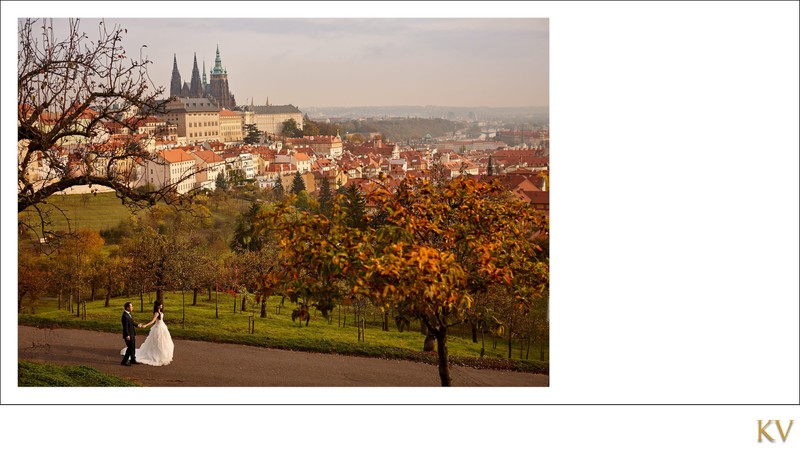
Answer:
19, 292, 548, 374
19, 188, 263, 236
19, 191, 136, 234
18, 360, 139, 387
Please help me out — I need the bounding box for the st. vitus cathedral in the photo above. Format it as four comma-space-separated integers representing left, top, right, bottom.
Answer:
170, 45, 237, 108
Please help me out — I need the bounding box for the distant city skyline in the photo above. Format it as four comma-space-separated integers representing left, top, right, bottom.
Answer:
46, 17, 549, 109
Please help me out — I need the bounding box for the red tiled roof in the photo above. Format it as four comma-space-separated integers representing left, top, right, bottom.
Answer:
192, 149, 224, 164
161, 148, 196, 164
267, 163, 297, 173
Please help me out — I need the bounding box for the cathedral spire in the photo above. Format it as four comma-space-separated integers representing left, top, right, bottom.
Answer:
207, 45, 236, 108
212, 44, 225, 75
170, 53, 182, 98
202, 60, 207, 88
190, 52, 202, 97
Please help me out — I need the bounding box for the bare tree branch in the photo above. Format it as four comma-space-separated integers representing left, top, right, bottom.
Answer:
18, 18, 196, 232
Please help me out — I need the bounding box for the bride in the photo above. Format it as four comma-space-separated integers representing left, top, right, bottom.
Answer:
120, 300, 174, 366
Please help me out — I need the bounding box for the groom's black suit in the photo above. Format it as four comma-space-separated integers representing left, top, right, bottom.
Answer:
121, 310, 138, 364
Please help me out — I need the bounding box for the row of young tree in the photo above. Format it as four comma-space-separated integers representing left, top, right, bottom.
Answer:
266, 176, 549, 386
18, 175, 548, 386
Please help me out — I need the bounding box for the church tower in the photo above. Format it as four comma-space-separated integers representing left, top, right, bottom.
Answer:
189, 53, 202, 98
209, 45, 236, 108
170, 54, 182, 98
202, 61, 208, 91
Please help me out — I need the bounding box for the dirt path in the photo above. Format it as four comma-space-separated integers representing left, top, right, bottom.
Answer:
17, 325, 549, 387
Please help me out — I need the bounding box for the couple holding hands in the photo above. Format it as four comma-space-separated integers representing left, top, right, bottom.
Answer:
121, 300, 174, 366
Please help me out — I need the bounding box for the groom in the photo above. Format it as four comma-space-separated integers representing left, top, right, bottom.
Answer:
121, 302, 143, 366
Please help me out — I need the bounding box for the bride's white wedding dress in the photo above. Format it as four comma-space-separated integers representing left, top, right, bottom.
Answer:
120, 311, 174, 366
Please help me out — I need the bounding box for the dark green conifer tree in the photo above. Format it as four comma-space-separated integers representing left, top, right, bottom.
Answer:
244, 124, 262, 144
273, 175, 285, 200
290, 171, 306, 195
340, 183, 367, 230
230, 201, 263, 252
215, 169, 228, 191
317, 176, 333, 218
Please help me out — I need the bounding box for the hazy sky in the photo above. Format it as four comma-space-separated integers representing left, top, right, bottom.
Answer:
48, 17, 549, 108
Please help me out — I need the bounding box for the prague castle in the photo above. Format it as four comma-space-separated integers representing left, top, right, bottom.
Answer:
163, 45, 303, 144
170, 46, 237, 109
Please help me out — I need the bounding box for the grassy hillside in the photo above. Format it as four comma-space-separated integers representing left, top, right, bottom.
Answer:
19, 191, 137, 235
18, 190, 254, 244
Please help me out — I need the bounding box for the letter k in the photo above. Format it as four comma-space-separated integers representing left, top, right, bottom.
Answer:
759, 420, 775, 443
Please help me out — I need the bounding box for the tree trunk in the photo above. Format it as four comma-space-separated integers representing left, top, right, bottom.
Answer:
382, 310, 389, 331
471, 322, 478, 343
507, 316, 513, 359
260, 295, 267, 318
139, 288, 144, 313
241, 294, 247, 312
526, 336, 531, 360
192, 288, 198, 306
181, 288, 186, 329
156, 288, 164, 306
104, 270, 112, 307
423, 330, 436, 352
90, 284, 96, 302
435, 326, 451, 387
208, 287, 212, 301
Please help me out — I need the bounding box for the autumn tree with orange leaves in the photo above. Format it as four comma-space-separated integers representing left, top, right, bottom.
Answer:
262, 175, 548, 386
260, 195, 364, 325
361, 176, 548, 386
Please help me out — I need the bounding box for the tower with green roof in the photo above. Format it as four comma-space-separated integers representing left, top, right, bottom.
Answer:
208, 45, 236, 108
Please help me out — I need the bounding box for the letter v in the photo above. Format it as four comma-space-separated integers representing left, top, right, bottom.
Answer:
776, 420, 794, 442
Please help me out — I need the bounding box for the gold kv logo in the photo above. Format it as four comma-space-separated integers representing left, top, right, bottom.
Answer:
758, 420, 794, 443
